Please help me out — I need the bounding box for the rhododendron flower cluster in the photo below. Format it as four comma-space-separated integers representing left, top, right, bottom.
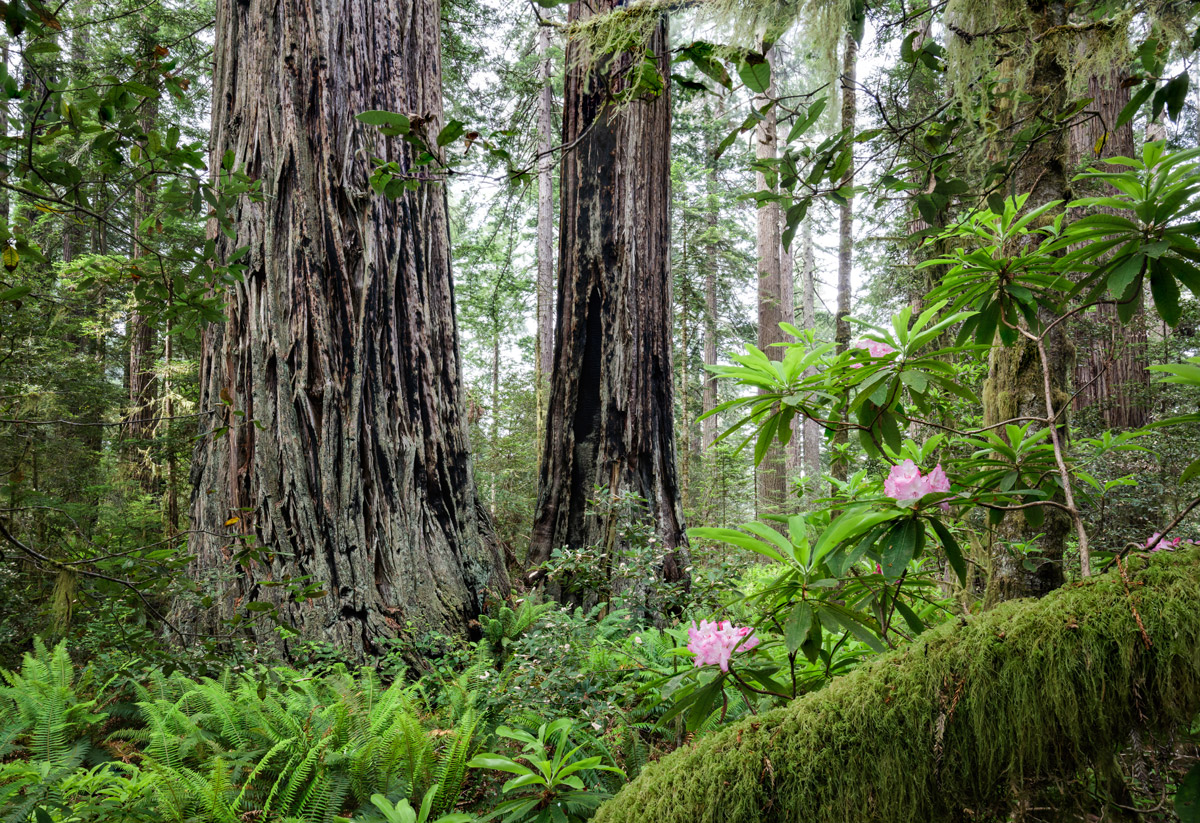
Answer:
1146, 533, 1198, 551
849, 339, 896, 367
885, 460, 950, 506
687, 620, 759, 672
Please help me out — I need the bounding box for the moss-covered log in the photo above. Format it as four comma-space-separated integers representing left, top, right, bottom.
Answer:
596, 551, 1200, 823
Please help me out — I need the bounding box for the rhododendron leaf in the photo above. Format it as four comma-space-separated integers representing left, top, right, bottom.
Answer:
784, 602, 814, 654
740, 522, 795, 561
819, 605, 885, 652
880, 519, 922, 578
688, 527, 787, 564
813, 509, 901, 562
879, 411, 903, 453
1181, 457, 1200, 486
893, 598, 926, 635
754, 414, 779, 466
1149, 260, 1182, 326
928, 517, 966, 585
1023, 500, 1046, 528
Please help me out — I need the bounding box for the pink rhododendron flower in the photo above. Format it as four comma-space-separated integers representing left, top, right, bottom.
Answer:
1146, 533, 1198, 552
885, 460, 951, 508
849, 339, 896, 367
687, 620, 759, 672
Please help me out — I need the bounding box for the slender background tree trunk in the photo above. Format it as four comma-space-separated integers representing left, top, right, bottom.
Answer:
535, 23, 555, 466
1068, 52, 1147, 430
800, 218, 821, 501
701, 105, 720, 451
832, 32, 856, 487
755, 44, 786, 516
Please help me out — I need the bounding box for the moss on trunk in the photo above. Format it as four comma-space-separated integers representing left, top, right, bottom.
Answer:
595, 550, 1200, 823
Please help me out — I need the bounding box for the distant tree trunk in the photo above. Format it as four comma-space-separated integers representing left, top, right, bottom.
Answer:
831, 32, 856, 487
800, 218, 821, 501
125, 94, 160, 487
491, 321, 500, 518
679, 274, 691, 510
63, 3, 93, 263
0, 39, 7, 222
181, 0, 509, 657
528, 1, 687, 587
755, 44, 786, 516
701, 104, 721, 451
1068, 53, 1147, 430
535, 23, 555, 464
780, 214, 800, 487
164, 318, 179, 534
982, 0, 1073, 605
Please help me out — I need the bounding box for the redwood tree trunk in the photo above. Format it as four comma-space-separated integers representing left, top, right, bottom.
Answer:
800, 218, 821, 500
125, 93, 159, 488
755, 44, 786, 516
701, 106, 720, 451
528, 1, 687, 586
831, 32, 856, 486
535, 23, 555, 462
1068, 56, 1148, 431
182, 0, 508, 657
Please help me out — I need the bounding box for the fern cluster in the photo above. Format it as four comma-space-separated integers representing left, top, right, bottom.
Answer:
0, 643, 486, 823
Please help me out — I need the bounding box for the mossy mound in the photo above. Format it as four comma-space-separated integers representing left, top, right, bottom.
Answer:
596, 551, 1200, 823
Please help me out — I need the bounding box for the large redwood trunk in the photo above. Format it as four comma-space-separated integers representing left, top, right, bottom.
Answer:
528, 0, 687, 586
181, 0, 508, 657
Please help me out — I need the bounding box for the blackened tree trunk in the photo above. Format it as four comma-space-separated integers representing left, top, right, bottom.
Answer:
182, 0, 508, 657
528, 1, 687, 585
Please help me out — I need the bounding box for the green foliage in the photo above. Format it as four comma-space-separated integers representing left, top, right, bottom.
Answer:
468, 719, 625, 823
366, 786, 476, 823
0, 646, 490, 823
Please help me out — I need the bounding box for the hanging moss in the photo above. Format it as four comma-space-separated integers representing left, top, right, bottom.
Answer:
564, 0, 850, 87
595, 550, 1200, 823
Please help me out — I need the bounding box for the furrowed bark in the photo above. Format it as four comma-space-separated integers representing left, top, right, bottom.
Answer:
181, 0, 508, 658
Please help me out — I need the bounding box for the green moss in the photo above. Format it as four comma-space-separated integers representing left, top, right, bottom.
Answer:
595, 551, 1200, 823
565, 0, 850, 88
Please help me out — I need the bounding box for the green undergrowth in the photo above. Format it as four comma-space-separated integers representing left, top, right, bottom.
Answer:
595, 550, 1200, 823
